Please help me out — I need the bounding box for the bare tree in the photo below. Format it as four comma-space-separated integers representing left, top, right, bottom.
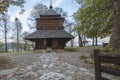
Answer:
27, 3, 68, 30
0, 13, 10, 52
28, 3, 48, 30
22, 31, 29, 51
14, 17, 22, 52
65, 20, 76, 47
54, 7, 67, 18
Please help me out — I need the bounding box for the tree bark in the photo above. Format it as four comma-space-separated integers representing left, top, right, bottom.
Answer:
78, 32, 83, 47
95, 37, 98, 46
24, 40, 27, 51
17, 24, 19, 52
92, 37, 95, 46
110, 0, 120, 51
71, 39, 74, 48
4, 19, 7, 52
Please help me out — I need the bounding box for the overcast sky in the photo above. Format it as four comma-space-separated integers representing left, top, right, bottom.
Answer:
8, 0, 79, 32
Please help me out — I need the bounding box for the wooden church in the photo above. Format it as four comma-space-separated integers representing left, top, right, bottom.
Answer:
25, 4, 74, 51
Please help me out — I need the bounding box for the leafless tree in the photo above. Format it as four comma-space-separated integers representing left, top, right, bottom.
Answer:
14, 17, 22, 52
28, 3, 48, 30
0, 13, 10, 52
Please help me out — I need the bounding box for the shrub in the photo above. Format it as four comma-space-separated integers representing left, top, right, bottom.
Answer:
80, 55, 86, 60
64, 48, 77, 52
103, 44, 113, 52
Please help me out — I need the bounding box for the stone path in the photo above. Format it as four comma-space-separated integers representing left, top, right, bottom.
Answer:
0, 52, 94, 80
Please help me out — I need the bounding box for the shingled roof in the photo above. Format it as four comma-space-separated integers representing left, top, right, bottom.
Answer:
40, 8, 61, 17
25, 30, 74, 40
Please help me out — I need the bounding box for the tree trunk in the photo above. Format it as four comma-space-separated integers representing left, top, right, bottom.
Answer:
24, 40, 27, 51
78, 32, 83, 47
110, 0, 120, 51
4, 19, 7, 52
92, 37, 95, 46
95, 37, 98, 46
71, 39, 74, 48
17, 25, 19, 52
83, 35, 86, 47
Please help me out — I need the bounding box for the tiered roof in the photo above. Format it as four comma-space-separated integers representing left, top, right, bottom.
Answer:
25, 6, 73, 40
25, 30, 73, 40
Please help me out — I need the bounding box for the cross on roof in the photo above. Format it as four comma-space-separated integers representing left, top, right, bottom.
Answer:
50, 0, 52, 5
49, 0, 53, 9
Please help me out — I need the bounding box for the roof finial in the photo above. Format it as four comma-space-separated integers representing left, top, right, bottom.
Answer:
49, 0, 53, 9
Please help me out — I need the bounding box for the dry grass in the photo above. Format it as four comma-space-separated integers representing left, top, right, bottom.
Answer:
0, 56, 16, 70
0, 47, 100, 70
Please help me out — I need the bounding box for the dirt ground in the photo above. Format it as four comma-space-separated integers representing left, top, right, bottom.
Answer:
1, 47, 120, 80
0, 47, 95, 73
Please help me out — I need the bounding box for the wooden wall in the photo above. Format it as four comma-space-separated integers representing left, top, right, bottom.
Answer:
36, 18, 64, 30
35, 39, 66, 49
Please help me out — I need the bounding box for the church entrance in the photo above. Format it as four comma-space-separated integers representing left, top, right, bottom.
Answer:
47, 39, 52, 48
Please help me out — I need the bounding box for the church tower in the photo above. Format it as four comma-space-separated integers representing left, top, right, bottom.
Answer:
25, 2, 74, 51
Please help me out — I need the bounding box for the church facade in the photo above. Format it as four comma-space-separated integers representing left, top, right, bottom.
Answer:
25, 6, 74, 50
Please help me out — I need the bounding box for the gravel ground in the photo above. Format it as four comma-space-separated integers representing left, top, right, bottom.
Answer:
56, 52, 94, 73
0, 49, 95, 72
0, 48, 120, 80
0, 51, 95, 80
9, 52, 42, 68
7, 51, 94, 73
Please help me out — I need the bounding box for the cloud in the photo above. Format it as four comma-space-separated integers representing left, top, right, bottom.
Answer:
9, 0, 64, 32
53, 0, 64, 7
9, 9, 32, 32
29, 0, 64, 8
32, 0, 39, 3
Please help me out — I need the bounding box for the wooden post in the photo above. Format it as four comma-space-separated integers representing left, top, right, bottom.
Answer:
94, 49, 101, 80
